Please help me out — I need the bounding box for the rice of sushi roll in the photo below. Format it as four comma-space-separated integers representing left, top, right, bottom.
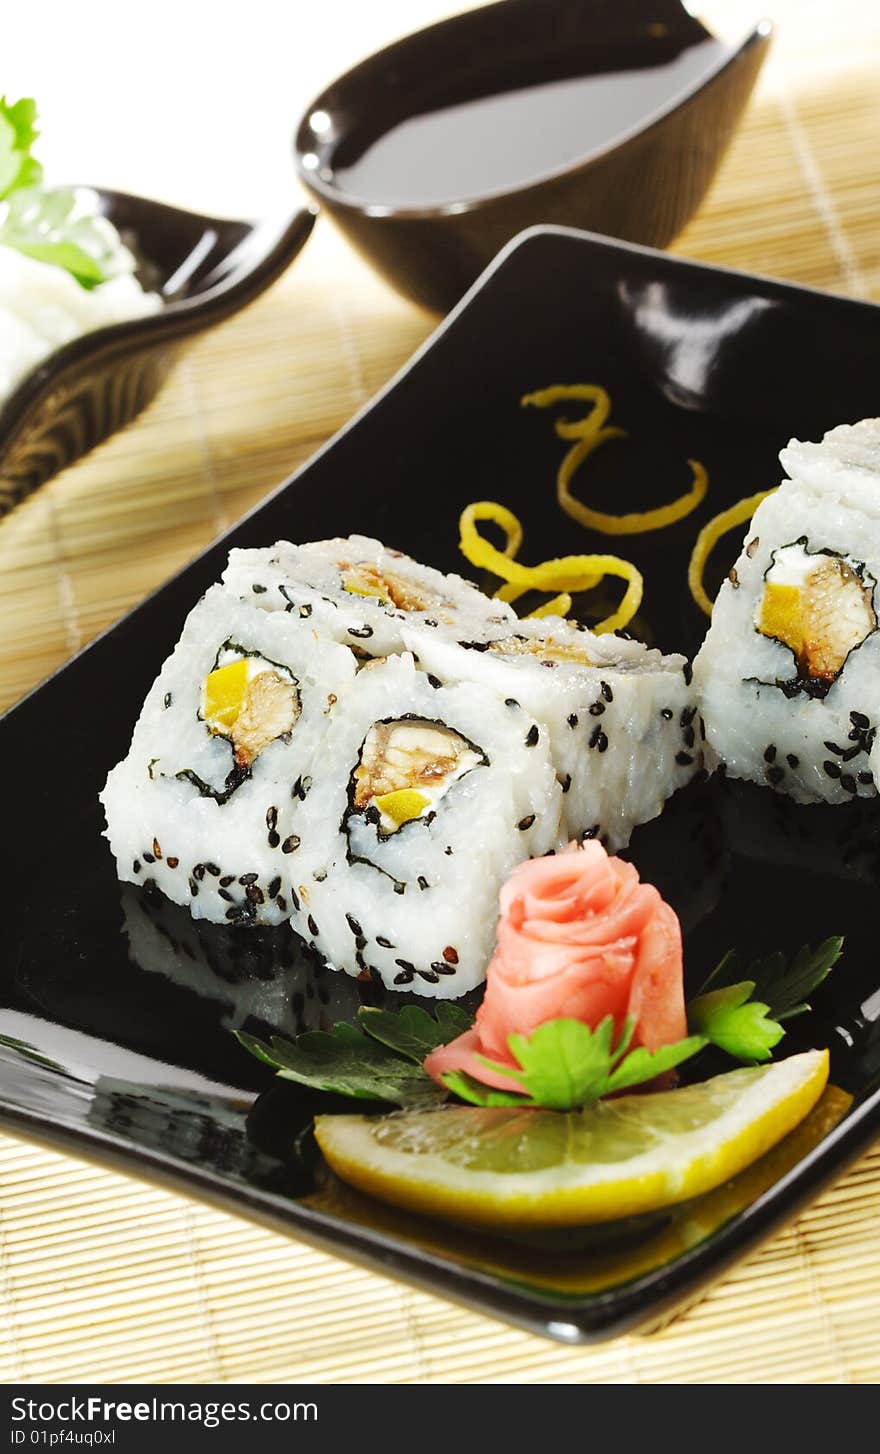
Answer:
694, 419, 880, 804
221, 534, 515, 658
101, 586, 357, 925
285, 651, 563, 996
402, 616, 701, 849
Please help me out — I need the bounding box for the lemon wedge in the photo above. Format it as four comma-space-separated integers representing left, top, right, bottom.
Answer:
314, 1049, 829, 1228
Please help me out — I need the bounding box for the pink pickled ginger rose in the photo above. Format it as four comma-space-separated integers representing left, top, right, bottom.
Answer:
424, 840, 686, 1094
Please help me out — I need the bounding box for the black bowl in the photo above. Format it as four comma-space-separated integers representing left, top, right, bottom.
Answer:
294, 0, 771, 313
0, 191, 316, 518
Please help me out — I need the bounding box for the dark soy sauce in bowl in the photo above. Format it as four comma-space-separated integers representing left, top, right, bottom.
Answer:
295, 0, 772, 311
327, 34, 731, 208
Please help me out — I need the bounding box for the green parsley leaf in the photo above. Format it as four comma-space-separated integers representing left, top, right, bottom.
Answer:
236, 1025, 446, 1108
696, 937, 842, 1021
445, 1016, 707, 1111
235, 1002, 473, 1109
357, 1003, 472, 1063
0, 97, 43, 199
687, 981, 784, 1064
436, 1071, 534, 1108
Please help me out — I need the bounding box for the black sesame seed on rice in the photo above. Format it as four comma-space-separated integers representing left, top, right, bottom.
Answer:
589, 726, 608, 752
290, 888, 300, 911
851, 710, 870, 729
355, 934, 367, 951
787, 754, 800, 769
246, 885, 265, 905
218, 888, 234, 902
505, 697, 520, 708
427, 674, 442, 689
239, 872, 258, 885
189, 877, 198, 897
823, 760, 841, 779
682, 725, 695, 749
266, 806, 278, 831
307, 914, 319, 936
417, 875, 429, 890
525, 724, 540, 747
518, 814, 536, 830
276, 894, 287, 912
132, 859, 141, 874
193, 863, 205, 880
205, 863, 220, 877
419, 969, 440, 983
567, 713, 579, 729
841, 774, 858, 795
764, 745, 777, 763
281, 835, 301, 854
661, 708, 673, 721
395, 958, 416, 973
680, 706, 697, 727
163, 692, 172, 709
559, 773, 572, 793
346, 913, 363, 936
267, 831, 280, 848
143, 852, 155, 864
219, 874, 235, 887
601, 681, 613, 702
766, 765, 785, 786
432, 961, 456, 975
268, 876, 281, 898
859, 771, 874, 786
394, 968, 414, 986
675, 752, 693, 767
589, 701, 605, 716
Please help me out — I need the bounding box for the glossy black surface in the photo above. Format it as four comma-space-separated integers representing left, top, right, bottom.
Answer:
3, 227, 880, 1343
295, 0, 771, 311
0, 192, 316, 517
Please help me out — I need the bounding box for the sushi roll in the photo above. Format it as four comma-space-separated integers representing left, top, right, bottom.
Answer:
221, 534, 515, 657
694, 420, 880, 804
285, 651, 563, 996
101, 586, 357, 924
402, 616, 701, 849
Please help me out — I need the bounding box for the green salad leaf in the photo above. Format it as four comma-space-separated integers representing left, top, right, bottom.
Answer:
0, 97, 117, 288
0, 96, 42, 199
441, 1016, 708, 1110
0, 186, 117, 289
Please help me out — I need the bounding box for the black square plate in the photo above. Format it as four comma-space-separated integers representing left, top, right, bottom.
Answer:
3, 226, 880, 1344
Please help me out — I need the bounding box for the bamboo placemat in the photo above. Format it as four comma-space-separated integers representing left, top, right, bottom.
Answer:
2, 0, 880, 1384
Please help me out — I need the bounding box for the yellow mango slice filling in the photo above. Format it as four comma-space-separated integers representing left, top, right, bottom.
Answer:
343, 568, 391, 604
758, 583, 804, 658
373, 788, 431, 827
203, 658, 249, 731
